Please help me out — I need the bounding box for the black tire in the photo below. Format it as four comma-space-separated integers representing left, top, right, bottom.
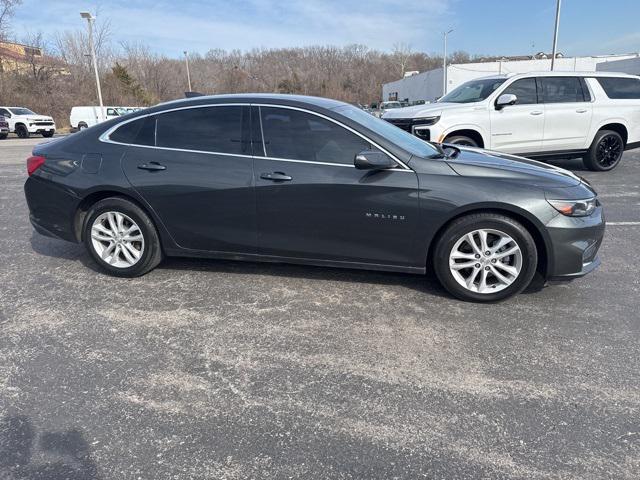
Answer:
444, 135, 478, 147
15, 124, 30, 138
42, 130, 55, 138
78, 122, 88, 131
83, 197, 163, 277
583, 130, 624, 171
0, 133, 7, 140
433, 213, 538, 302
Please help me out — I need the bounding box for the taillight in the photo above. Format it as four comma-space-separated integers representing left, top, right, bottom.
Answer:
27, 155, 46, 176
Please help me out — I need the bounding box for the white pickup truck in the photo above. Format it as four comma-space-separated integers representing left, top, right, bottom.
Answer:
0, 106, 56, 138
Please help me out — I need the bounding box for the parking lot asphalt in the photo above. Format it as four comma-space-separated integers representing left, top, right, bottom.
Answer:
1, 136, 638, 479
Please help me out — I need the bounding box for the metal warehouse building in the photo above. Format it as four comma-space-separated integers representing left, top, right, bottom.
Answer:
382, 53, 640, 103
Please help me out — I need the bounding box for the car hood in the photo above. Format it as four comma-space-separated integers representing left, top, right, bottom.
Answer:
382, 102, 480, 119
443, 146, 582, 188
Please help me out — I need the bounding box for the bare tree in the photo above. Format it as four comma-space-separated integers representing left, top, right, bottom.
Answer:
0, 0, 21, 40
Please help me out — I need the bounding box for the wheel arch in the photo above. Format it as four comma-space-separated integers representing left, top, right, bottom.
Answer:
593, 121, 628, 146
73, 188, 167, 250
442, 128, 486, 148
426, 204, 552, 278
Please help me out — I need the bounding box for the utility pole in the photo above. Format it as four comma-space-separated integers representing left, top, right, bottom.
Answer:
184, 51, 192, 91
80, 12, 105, 122
443, 29, 453, 96
550, 0, 561, 70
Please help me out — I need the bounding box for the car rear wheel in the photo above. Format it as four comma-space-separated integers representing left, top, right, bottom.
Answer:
433, 214, 538, 302
0, 133, 7, 140
583, 130, 624, 171
83, 197, 163, 277
42, 131, 55, 138
443, 135, 478, 147
16, 124, 30, 138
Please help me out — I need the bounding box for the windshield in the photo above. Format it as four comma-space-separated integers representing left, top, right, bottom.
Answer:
439, 78, 507, 104
10, 107, 36, 115
116, 108, 130, 115
382, 102, 401, 109
335, 105, 440, 158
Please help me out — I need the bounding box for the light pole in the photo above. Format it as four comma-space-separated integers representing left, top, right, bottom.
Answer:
443, 29, 453, 96
184, 51, 192, 91
550, 0, 561, 70
80, 11, 105, 122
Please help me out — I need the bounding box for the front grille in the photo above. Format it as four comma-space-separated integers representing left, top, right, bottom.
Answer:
384, 118, 431, 141
34, 121, 54, 126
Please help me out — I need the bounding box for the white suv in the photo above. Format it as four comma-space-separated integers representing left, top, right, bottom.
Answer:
382, 71, 640, 171
0, 107, 56, 138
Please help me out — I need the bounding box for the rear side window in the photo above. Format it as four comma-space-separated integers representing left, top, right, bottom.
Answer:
260, 107, 371, 165
501, 78, 538, 104
155, 106, 245, 154
596, 77, 640, 99
540, 77, 586, 103
110, 118, 143, 143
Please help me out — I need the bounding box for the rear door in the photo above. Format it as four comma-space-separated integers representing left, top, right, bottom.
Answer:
120, 105, 257, 253
489, 77, 544, 153
253, 105, 421, 268
539, 76, 593, 151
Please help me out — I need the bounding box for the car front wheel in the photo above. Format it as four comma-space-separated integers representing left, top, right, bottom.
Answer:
443, 135, 478, 147
433, 214, 538, 302
83, 197, 163, 277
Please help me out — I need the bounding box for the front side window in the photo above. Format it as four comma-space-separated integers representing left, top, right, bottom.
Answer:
596, 77, 640, 99
439, 78, 507, 104
501, 78, 538, 104
540, 77, 586, 103
156, 106, 244, 154
107, 108, 119, 116
260, 107, 371, 165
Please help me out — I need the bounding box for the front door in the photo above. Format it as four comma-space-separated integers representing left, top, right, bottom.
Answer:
489, 77, 544, 154
121, 105, 257, 253
253, 105, 421, 268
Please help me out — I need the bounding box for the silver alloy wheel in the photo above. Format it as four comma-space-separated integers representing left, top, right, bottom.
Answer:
91, 211, 144, 268
449, 228, 523, 294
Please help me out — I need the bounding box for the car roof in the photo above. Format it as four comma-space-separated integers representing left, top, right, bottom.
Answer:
473, 71, 639, 81
155, 93, 347, 111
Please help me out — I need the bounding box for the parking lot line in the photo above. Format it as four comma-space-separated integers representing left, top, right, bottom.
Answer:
606, 221, 640, 225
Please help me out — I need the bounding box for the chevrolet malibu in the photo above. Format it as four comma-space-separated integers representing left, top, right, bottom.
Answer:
24, 94, 604, 302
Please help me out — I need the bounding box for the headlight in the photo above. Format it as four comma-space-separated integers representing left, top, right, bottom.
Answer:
414, 116, 440, 126
547, 197, 597, 217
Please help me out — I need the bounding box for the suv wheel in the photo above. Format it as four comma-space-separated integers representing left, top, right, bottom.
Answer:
0, 133, 7, 140
15, 124, 30, 138
83, 197, 163, 277
444, 135, 478, 147
433, 214, 538, 302
583, 130, 624, 171
42, 131, 55, 138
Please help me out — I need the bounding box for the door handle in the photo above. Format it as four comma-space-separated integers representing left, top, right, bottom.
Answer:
260, 172, 292, 181
530, 111, 543, 116
576, 108, 588, 113
137, 162, 166, 171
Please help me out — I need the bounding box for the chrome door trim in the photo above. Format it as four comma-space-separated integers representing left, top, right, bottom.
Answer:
98, 102, 413, 172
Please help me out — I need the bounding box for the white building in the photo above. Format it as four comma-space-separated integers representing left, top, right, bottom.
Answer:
382, 53, 640, 103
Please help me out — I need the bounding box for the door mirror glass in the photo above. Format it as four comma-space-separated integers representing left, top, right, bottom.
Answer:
496, 93, 518, 110
354, 150, 398, 170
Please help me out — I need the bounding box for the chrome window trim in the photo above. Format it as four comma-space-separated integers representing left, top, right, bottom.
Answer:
99, 102, 412, 171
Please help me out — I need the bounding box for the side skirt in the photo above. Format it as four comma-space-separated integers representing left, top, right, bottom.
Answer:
163, 248, 426, 275
516, 149, 587, 160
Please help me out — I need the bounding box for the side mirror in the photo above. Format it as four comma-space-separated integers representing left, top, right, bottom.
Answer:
496, 93, 518, 110
354, 150, 398, 170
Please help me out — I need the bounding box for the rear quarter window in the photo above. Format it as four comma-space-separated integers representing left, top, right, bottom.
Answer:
596, 77, 640, 99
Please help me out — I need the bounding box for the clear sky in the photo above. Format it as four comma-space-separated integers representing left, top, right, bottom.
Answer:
10, 0, 640, 58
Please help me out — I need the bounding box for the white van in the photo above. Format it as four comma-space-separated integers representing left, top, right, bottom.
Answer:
70, 106, 132, 130
382, 71, 640, 171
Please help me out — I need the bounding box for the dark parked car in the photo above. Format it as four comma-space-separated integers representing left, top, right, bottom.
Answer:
0, 115, 9, 139
24, 94, 604, 301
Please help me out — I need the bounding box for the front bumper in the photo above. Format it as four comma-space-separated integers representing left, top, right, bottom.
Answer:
545, 205, 605, 280
27, 124, 56, 133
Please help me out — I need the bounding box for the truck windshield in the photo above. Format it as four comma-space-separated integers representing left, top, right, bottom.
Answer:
10, 108, 36, 115
439, 78, 507, 103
